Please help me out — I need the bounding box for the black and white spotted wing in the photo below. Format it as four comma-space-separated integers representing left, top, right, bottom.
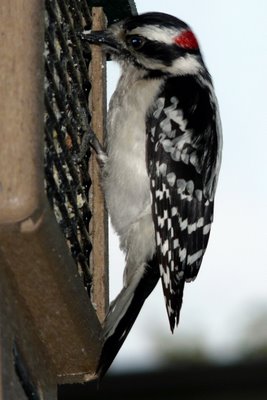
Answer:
146, 75, 221, 332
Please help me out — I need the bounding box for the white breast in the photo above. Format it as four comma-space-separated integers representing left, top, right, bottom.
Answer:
103, 65, 163, 239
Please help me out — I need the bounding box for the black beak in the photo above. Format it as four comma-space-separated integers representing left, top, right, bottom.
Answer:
78, 30, 119, 51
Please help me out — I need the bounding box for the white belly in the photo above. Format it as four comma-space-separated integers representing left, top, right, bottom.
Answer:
103, 66, 162, 239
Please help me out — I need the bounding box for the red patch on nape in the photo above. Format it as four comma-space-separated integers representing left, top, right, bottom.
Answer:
174, 30, 199, 50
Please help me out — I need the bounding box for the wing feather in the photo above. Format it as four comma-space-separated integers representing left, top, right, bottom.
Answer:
146, 76, 220, 330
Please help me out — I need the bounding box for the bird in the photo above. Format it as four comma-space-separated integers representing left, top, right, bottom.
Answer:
81, 11, 222, 379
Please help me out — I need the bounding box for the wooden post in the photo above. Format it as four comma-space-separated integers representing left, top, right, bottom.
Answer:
89, 7, 109, 323
0, 0, 103, 391
0, 0, 45, 223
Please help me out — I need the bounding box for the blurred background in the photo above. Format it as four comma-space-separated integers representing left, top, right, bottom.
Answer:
60, 0, 267, 398
107, 0, 267, 372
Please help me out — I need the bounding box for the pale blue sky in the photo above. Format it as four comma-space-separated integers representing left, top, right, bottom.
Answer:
107, 0, 267, 371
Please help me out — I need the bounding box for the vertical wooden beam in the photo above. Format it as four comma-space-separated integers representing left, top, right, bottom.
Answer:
0, 0, 45, 224
0, 263, 58, 399
0, 0, 104, 387
89, 7, 109, 323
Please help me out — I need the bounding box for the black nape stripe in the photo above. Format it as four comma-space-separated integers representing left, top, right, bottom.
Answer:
139, 41, 180, 66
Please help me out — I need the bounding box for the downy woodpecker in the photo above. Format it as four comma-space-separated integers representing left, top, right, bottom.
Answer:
82, 12, 222, 378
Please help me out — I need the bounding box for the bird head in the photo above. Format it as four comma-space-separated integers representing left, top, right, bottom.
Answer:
81, 12, 205, 76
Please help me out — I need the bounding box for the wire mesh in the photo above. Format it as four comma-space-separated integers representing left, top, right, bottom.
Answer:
44, 0, 93, 294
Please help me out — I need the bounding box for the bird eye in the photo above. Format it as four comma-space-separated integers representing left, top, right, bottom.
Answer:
127, 35, 145, 50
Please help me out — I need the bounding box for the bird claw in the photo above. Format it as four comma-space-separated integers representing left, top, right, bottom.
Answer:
78, 126, 107, 166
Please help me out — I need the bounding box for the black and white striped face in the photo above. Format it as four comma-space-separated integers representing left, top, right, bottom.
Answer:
83, 12, 205, 76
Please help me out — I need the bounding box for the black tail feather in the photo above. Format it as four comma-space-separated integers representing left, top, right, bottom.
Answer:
97, 257, 160, 380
